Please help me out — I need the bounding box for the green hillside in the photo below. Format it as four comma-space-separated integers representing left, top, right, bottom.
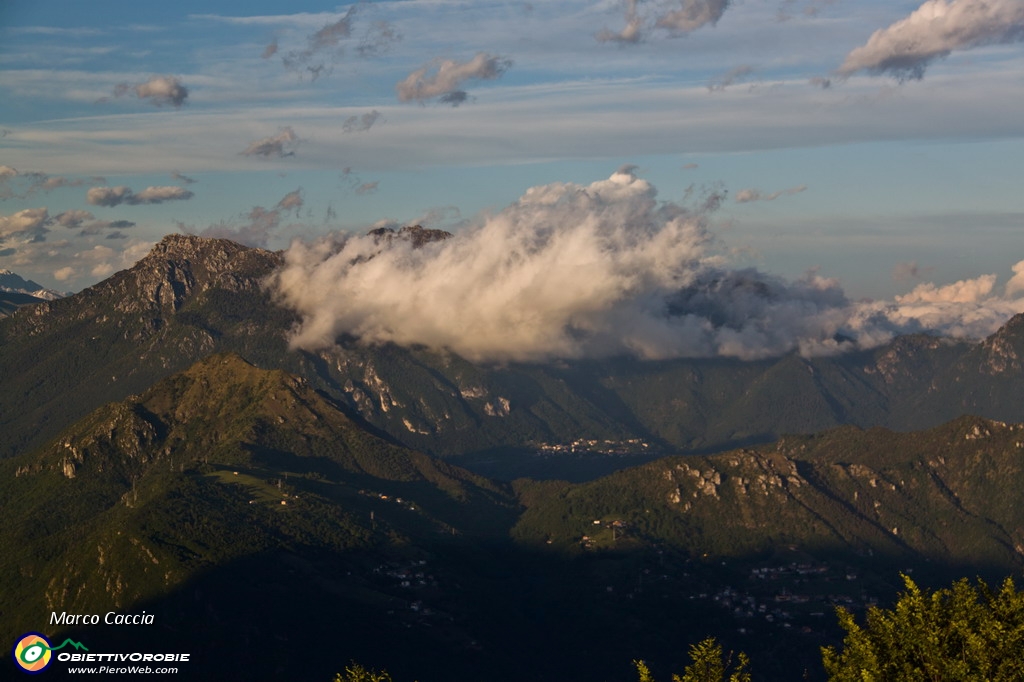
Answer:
515, 416, 1024, 572
5, 349, 1024, 679
0, 353, 521, 680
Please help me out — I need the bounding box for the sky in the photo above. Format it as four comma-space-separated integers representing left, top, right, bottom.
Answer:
1, 0, 1023, 319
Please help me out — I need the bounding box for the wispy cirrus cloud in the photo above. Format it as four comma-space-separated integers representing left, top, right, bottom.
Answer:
734, 185, 807, 203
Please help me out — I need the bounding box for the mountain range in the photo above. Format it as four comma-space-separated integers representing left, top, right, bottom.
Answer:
0, 268, 66, 316
2, 234, 1023, 478
3, 234, 1024, 681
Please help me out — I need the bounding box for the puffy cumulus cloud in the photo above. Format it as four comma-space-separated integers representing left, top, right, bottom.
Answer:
68, 241, 154, 285
1006, 260, 1024, 297
0, 208, 50, 242
896, 274, 997, 304
53, 266, 76, 282
396, 53, 512, 105
843, 268, 1024, 344
341, 110, 382, 133
113, 75, 189, 107
0, 166, 19, 179
838, 0, 1024, 80
53, 209, 94, 228
86, 186, 131, 207
242, 127, 299, 158
271, 171, 1024, 363
734, 185, 808, 203
656, 0, 731, 35
86, 185, 194, 207
91, 262, 115, 278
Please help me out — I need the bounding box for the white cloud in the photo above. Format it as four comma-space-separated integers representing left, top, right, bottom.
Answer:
1004, 260, 1024, 297
896, 273, 996, 304
86, 186, 132, 207
53, 209, 95, 228
86, 185, 193, 206
241, 127, 299, 158
734, 185, 808, 203
113, 75, 189, 107
91, 262, 115, 278
0, 208, 50, 242
656, 0, 731, 35
272, 170, 1024, 362
396, 52, 512, 104
132, 186, 193, 203
596, 0, 644, 44
838, 0, 1024, 80
53, 266, 76, 281
341, 110, 382, 133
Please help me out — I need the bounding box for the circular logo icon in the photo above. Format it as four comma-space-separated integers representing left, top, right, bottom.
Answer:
12, 633, 52, 674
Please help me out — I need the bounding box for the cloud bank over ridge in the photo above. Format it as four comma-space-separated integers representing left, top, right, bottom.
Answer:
271, 170, 1024, 363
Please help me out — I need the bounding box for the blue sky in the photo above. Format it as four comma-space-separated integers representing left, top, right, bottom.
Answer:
1, 0, 1023, 300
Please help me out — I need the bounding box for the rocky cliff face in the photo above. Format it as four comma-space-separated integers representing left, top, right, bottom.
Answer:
976, 313, 1024, 375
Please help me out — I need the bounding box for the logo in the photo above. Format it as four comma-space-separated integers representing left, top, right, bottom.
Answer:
11, 633, 88, 674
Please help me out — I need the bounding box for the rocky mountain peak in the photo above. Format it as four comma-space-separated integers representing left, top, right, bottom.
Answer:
102, 234, 284, 314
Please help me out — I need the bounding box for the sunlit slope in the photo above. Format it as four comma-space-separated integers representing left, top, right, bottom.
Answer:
515, 415, 1024, 571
